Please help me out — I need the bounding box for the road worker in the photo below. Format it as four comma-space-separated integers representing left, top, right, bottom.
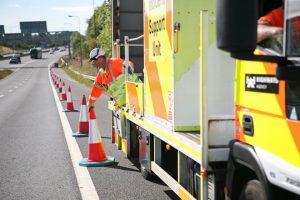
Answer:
257, 6, 284, 43
87, 48, 133, 109
257, 3, 300, 51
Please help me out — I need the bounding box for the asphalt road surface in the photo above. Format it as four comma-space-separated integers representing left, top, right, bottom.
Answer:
0, 52, 179, 200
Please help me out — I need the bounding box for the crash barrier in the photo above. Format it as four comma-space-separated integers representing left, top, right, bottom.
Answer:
0, 49, 50, 60
68, 67, 96, 81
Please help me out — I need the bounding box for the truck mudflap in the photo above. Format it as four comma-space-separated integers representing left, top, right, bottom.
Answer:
226, 140, 272, 199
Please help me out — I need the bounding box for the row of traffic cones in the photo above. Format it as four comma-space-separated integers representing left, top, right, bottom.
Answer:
50, 67, 115, 167
51, 72, 77, 112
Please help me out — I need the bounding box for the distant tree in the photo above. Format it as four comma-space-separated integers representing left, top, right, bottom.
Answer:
69, 1, 112, 60
70, 31, 87, 59
86, 1, 112, 57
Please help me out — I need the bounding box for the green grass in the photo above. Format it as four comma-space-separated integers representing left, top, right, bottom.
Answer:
60, 57, 97, 89
0, 69, 13, 79
61, 56, 98, 76
62, 66, 94, 89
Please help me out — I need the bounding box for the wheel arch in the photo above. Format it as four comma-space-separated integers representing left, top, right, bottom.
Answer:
226, 140, 272, 199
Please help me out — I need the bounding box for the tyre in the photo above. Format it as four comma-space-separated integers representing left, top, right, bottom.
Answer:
239, 180, 267, 200
140, 163, 153, 180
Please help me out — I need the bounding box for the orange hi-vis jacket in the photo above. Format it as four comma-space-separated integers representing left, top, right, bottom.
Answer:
88, 58, 125, 105
258, 8, 284, 27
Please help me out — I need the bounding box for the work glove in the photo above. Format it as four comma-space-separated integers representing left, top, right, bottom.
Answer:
87, 102, 94, 112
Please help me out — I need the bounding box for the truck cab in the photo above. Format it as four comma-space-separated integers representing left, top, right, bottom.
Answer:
217, 0, 300, 199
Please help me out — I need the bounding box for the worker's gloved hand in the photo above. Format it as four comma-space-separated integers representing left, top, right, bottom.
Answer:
87, 102, 94, 111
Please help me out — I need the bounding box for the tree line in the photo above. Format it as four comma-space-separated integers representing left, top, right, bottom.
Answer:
71, 0, 112, 60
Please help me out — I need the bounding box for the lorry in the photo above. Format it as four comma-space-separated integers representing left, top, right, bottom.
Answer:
107, 0, 300, 199
29, 47, 42, 59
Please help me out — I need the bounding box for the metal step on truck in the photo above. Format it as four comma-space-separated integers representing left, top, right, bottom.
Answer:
107, 0, 300, 199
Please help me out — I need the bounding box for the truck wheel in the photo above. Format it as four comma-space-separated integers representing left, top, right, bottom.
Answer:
239, 180, 267, 200
140, 164, 152, 180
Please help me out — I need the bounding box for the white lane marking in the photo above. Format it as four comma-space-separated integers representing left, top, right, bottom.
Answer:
8, 89, 13, 93
0, 94, 4, 98
48, 63, 100, 200
14, 86, 18, 89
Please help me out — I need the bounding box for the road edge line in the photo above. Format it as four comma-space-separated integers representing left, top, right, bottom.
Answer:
48, 64, 100, 200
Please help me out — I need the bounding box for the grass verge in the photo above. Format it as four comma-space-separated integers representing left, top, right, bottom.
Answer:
59, 56, 96, 89
62, 66, 94, 88
0, 69, 13, 79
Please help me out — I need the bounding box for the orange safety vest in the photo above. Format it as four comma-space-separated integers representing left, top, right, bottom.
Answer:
258, 8, 284, 28
89, 58, 133, 105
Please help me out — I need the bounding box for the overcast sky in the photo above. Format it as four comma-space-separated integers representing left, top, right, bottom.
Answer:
0, 0, 104, 35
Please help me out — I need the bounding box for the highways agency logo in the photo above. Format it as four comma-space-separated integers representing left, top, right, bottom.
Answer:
245, 74, 279, 94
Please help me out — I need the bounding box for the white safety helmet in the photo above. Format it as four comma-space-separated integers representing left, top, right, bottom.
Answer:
89, 48, 106, 61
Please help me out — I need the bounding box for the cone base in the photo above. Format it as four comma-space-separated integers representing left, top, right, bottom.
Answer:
62, 109, 79, 112
72, 132, 88, 137
79, 156, 115, 167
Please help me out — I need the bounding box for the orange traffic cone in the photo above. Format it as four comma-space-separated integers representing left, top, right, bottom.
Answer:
62, 86, 78, 112
72, 95, 89, 137
79, 107, 115, 167
56, 78, 60, 89
61, 82, 67, 101
58, 79, 62, 93
54, 76, 57, 86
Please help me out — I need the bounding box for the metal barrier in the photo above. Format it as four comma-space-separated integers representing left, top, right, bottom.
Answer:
124, 35, 144, 81
68, 67, 96, 81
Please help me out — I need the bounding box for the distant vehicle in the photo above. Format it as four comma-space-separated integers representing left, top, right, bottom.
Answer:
9, 57, 19, 64
12, 53, 21, 63
49, 49, 54, 54
30, 48, 42, 59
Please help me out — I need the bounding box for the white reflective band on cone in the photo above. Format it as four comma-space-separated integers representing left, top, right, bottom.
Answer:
79, 105, 88, 122
88, 120, 101, 143
67, 92, 72, 102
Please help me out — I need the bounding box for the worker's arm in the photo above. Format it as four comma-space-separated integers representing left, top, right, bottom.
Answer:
257, 24, 283, 43
88, 72, 105, 108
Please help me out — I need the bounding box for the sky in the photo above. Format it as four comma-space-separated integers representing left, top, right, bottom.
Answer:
0, 0, 104, 35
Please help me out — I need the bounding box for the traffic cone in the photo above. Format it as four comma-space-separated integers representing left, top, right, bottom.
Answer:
58, 79, 62, 93
56, 78, 60, 89
61, 82, 67, 101
72, 95, 89, 137
54, 76, 57, 86
51, 74, 55, 83
79, 107, 115, 167
62, 86, 78, 112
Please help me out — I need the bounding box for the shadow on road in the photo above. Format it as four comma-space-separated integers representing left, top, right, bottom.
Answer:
164, 190, 181, 200
108, 162, 140, 172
